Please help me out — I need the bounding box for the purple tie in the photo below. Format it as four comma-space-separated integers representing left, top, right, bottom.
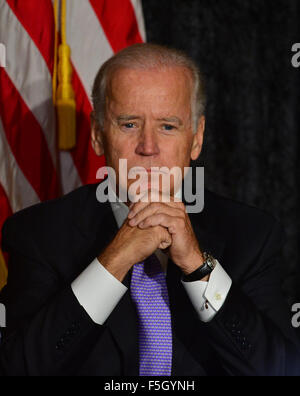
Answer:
130, 254, 173, 376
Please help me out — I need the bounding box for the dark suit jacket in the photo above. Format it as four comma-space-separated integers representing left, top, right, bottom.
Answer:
0, 183, 299, 376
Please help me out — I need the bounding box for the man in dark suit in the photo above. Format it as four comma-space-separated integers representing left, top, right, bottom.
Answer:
0, 43, 299, 376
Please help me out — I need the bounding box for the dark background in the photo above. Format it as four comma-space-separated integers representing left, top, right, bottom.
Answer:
142, 0, 300, 303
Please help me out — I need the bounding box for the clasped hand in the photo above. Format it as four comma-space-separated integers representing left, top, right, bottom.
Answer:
128, 195, 204, 275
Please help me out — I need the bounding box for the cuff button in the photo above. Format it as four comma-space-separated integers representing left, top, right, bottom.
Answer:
215, 293, 222, 301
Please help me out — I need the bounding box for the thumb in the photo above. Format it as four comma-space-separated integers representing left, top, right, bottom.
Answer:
158, 227, 172, 249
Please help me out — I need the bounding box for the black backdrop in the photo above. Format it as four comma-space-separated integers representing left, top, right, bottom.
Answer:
142, 0, 300, 304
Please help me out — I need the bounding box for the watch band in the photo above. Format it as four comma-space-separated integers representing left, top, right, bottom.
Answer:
182, 252, 216, 282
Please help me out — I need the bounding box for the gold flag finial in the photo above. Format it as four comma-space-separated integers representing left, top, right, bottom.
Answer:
53, 0, 76, 150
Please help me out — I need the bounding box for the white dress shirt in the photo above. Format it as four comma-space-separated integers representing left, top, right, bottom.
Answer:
72, 197, 232, 325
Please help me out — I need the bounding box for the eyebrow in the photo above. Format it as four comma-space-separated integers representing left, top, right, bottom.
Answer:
116, 115, 183, 125
157, 117, 183, 125
116, 115, 142, 122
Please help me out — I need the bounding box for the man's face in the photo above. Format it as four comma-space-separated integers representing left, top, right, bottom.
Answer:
92, 66, 205, 201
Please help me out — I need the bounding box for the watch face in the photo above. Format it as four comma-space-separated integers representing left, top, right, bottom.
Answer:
207, 259, 214, 270
206, 255, 216, 270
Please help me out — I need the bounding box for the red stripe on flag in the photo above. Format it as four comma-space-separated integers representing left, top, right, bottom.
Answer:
6, 0, 55, 74
0, 70, 60, 201
0, 183, 12, 265
89, 0, 143, 53
70, 66, 106, 185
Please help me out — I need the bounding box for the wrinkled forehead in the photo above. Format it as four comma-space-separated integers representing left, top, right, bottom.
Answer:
106, 65, 194, 103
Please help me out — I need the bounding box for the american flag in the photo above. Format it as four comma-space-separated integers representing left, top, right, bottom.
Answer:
0, 0, 146, 289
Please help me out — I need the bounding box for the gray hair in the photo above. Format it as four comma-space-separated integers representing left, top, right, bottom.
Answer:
91, 43, 206, 133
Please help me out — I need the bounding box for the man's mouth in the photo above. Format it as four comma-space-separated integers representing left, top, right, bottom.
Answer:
128, 166, 168, 176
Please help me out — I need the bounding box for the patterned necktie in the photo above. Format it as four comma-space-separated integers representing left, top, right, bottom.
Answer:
130, 254, 173, 376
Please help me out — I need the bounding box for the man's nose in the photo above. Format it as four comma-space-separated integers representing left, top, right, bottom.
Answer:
135, 128, 160, 157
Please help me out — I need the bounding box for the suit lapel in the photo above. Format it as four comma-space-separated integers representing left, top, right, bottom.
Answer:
77, 185, 139, 375
95, 214, 140, 375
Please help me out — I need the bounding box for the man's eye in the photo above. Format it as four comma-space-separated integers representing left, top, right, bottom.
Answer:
123, 123, 135, 129
162, 124, 176, 131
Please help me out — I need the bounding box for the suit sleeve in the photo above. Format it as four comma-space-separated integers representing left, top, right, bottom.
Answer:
0, 218, 111, 376
203, 220, 300, 376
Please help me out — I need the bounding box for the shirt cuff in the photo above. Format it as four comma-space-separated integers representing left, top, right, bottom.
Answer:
181, 261, 232, 323
71, 258, 128, 325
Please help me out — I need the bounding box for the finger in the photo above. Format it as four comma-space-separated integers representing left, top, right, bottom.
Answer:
128, 190, 156, 219
159, 239, 172, 250
129, 189, 185, 217
128, 203, 184, 227
128, 199, 185, 221
138, 213, 185, 235
128, 200, 150, 219
158, 227, 172, 249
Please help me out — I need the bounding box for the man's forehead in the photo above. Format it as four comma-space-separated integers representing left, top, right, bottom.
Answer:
108, 66, 193, 90
104, 68, 193, 125
106, 66, 193, 109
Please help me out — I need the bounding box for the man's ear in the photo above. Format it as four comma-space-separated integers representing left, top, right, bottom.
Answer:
91, 111, 104, 156
190, 116, 205, 161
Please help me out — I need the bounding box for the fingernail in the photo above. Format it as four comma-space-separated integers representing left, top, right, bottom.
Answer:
129, 218, 136, 226
128, 211, 134, 219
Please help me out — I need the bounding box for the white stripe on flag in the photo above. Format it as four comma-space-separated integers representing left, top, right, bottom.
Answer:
130, 0, 147, 42
0, 118, 40, 212
0, 0, 57, 168
59, 151, 82, 195
66, 0, 113, 105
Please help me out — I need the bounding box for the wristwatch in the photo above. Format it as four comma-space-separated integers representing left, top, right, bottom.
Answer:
182, 252, 217, 282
